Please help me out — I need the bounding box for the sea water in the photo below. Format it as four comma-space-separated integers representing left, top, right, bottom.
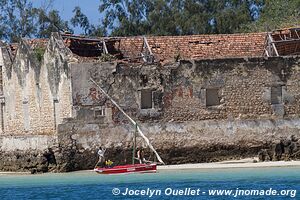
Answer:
0, 167, 299, 200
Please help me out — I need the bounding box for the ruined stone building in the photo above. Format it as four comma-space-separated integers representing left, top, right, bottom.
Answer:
0, 28, 300, 172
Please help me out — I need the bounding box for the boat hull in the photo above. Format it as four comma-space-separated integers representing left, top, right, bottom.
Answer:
94, 163, 157, 174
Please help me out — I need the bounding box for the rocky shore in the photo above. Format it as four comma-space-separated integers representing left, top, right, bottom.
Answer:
258, 135, 300, 162
0, 136, 299, 174
1, 119, 300, 173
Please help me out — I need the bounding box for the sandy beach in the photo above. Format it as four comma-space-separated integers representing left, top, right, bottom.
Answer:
1, 158, 300, 175
158, 158, 300, 170
0, 171, 30, 175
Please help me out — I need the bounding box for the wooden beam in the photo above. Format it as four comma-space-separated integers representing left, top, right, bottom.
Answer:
268, 33, 279, 56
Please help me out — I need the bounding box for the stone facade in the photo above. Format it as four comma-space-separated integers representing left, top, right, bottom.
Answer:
69, 57, 300, 124
0, 31, 300, 172
0, 33, 73, 136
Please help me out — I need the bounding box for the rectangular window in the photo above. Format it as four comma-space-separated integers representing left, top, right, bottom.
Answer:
206, 88, 220, 106
94, 106, 105, 118
141, 89, 153, 109
271, 86, 282, 104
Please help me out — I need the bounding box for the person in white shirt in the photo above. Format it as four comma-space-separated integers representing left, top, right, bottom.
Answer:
96, 147, 106, 167
137, 148, 146, 164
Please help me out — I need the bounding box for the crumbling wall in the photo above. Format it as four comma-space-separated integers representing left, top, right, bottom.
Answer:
1, 32, 300, 172
70, 62, 165, 123
42, 32, 73, 128
0, 39, 44, 135
0, 134, 58, 172
163, 57, 300, 121
54, 118, 300, 171
0, 33, 73, 136
70, 56, 300, 124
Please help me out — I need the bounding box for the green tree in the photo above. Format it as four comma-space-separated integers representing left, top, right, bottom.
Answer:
99, 0, 154, 36
71, 6, 106, 36
241, 0, 300, 32
209, 0, 261, 33
98, 0, 262, 36
0, 0, 38, 42
36, 8, 72, 38
0, 0, 72, 42
71, 6, 91, 35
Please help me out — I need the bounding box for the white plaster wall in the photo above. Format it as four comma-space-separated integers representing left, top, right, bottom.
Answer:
0, 135, 57, 151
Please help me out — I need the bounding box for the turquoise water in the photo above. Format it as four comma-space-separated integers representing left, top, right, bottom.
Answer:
0, 167, 299, 199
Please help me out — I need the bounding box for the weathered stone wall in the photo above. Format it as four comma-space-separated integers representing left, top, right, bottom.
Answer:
0, 135, 58, 172
0, 34, 72, 173
0, 33, 73, 136
0, 34, 74, 172
55, 118, 300, 171
0, 44, 6, 134
1, 117, 299, 172
1, 32, 300, 173
69, 62, 166, 124
163, 57, 300, 121
0, 39, 43, 135
69, 56, 300, 124
43, 33, 73, 129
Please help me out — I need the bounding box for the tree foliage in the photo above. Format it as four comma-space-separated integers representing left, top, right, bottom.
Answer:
0, 0, 299, 41
0, 0, 72, 42
240, 0, 300, 32
71, 6, 92, 35
0, 0, 37, 42
98, 0, 263, 36
36, 7, 72, 38
71, 6, 106, 36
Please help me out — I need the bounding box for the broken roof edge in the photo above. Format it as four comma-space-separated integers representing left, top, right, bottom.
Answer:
5, 27, 299, 66
59, 31, 268, 64
1, 33, 77, 66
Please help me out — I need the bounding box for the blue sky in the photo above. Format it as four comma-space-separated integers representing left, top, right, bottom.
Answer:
32, 0, 102, 33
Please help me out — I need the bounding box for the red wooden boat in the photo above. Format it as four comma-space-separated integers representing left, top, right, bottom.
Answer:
94, 163, 157, 174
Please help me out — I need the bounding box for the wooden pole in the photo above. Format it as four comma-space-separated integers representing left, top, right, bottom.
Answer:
132, 123, 137, 164
90, 78, 165, 164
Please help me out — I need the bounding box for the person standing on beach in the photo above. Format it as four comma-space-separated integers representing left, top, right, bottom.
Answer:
96, 147, 106, 167
137, 148, 145, 164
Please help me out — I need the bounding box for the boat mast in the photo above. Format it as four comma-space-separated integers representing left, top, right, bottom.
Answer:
132, 124, 137, 164
90, 78, 165, 164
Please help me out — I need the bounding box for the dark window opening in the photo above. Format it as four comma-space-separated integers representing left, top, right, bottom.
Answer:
206, 89, 220, 106
271, 86, 282, 104
141, 90, 153, 109
140, 75, 148, 86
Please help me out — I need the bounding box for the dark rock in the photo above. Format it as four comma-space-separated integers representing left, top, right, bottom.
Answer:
291, 135, 298, 142
274, 141, 284, 161
258, 149, 269, 162
30, 168, 37, 174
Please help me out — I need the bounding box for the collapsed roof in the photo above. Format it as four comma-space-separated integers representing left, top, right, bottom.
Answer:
265, 27, 300, 57
3, 27, 300, 65
61, 32, 267, 64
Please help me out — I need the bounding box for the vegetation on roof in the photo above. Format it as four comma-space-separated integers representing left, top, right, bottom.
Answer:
33, 47, 45, 63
